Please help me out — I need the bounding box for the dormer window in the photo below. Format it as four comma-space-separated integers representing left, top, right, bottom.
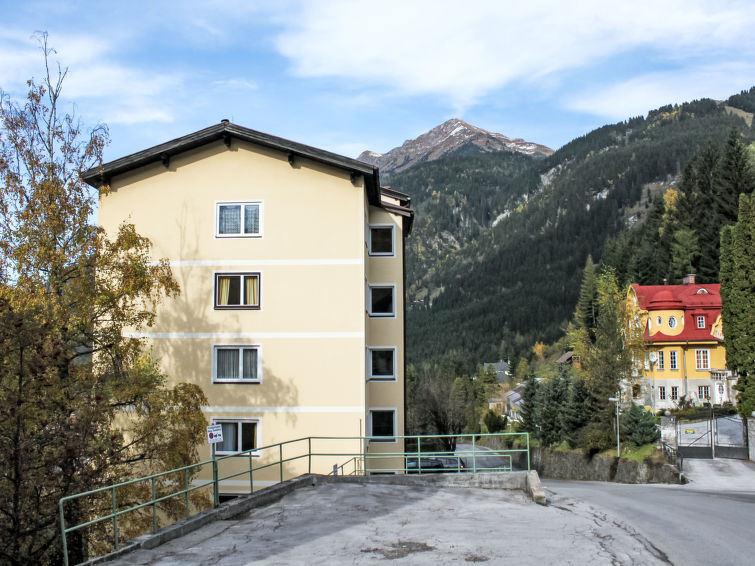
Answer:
668, 316, 677, 329
696, 288, 708, 294
696, 315, 706, 329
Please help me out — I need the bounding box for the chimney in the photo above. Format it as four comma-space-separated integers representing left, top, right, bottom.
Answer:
683, 274, 696, 285
221, 119, 230, 124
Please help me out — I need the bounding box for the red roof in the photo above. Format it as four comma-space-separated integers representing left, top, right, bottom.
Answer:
632, 283, 722, 343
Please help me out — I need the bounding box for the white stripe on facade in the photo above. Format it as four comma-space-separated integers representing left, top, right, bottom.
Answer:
150, 258, 364, 267
125, 331, 364, 339
202, 406, 365, 414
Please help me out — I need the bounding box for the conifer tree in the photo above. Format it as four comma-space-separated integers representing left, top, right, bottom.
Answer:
720, 193, 755, 418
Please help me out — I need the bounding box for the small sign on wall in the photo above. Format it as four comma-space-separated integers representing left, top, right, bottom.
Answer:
207, 424, 224, 444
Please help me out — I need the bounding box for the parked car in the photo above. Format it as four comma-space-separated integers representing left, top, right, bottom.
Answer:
406, 456, 467, 473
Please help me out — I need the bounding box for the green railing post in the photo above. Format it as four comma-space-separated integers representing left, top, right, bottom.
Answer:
151, 477, 157, 533
472, 435, 477, 474
249, 451, 254, 493
212, 444, 219, 508
279, 443, 283, 484
417, 437, 421, 475
308, 437, 312, 474
184, 469, 190, 519
59, 500, 69, 566
526, 432, 531, 471
112, 487, 119, 551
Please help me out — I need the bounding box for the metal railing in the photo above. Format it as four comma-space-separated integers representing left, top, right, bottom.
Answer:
59, 432, 528, 565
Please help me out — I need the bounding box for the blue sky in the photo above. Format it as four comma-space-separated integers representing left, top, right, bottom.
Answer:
1, 0, 754, 162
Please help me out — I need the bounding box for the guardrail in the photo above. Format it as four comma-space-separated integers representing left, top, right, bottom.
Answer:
59, 432, 528, 565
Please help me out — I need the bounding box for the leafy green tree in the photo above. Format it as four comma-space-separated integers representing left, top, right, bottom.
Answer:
720, 193, 755, 418
0, 39, 208, 565
621, 405, 659, 446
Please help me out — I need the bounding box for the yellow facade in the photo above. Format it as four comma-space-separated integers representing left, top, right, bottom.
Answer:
92, 124, 412, 489
627, 283, 736, 411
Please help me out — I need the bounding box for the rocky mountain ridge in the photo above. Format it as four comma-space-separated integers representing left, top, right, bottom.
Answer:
358, 118, 553, 175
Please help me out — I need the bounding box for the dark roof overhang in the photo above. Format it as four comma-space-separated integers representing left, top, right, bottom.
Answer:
81, 121, 382, 206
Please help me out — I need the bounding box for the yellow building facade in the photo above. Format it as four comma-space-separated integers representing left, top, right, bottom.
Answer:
85, 122, 413, 490
628, 277, 737, 412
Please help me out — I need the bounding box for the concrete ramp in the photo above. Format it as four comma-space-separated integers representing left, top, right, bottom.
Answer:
95, 472, 669, 566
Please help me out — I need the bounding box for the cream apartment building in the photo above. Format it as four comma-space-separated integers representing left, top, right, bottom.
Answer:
85, 121, 413, 488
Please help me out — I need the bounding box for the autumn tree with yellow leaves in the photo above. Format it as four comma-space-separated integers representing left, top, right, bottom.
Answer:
0, 36, 208, 565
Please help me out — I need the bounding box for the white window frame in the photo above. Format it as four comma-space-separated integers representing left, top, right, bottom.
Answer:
657, 351, 665, 370
368, 284, 396, 318
211, 418, 261, 456
214, 272, 261, 310
215, 201, 263, 238
698, 385, 710, 400
368, 224, 395, 257
367, 347, 397, 381
671, 386, 679, 401
368, 408, 397, 443
669, 350, 678, 370
695, 349, 710, 370
658, 386, 666, 400
212, 344, 262, 384
696, 315, 706, 329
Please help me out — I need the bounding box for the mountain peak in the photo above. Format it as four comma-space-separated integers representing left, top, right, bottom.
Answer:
358, 119, 553, 175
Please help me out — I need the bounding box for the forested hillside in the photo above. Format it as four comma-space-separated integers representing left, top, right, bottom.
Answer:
391, 89, 755, 369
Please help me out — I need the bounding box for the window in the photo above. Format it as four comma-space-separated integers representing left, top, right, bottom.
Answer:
671, 386, 678, 401
215, 273, 260, 309
668, 316, 677, 329
696, 315, 706, 329
698, 385, 710, 400
695, 349, 710, 370
368, 285, 395, 317
368, 347, 396, 381
669, 350, 678, 370
656, 316, 662, 326
369, 409, 396, 442
659, 386, 666, 400
657, 351, 665, 370
213, 419, 259, 454
213, 345, 261, 383
216, 202, 261, 237
368, 225, 394, 256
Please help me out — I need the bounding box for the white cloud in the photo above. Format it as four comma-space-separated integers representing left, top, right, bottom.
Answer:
0, 28, 185, 126
566, 63, 755, 120
273, 0, 755, 109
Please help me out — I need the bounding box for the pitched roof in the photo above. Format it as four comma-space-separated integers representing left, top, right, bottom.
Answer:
632, 283, 721, 310
82, 120, 384, 205
632, 283, 723, 343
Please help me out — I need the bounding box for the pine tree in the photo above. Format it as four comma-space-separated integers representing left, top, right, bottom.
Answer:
720, 193, 755, 418
621, 405, 659, 446
714, 129, 755, 223
519, 373, 540, 435
575, 256, 599, 340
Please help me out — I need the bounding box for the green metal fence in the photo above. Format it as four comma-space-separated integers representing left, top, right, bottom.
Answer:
59, 432, 528, 565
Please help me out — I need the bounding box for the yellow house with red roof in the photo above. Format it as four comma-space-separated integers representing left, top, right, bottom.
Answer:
628, 275, 737, 411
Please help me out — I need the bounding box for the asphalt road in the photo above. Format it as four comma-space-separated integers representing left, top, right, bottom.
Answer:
544, 477, 755, 566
